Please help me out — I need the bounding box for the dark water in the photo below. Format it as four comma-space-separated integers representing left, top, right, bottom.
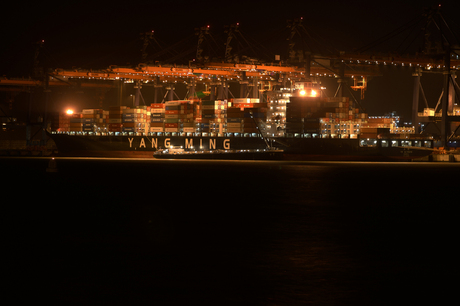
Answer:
3, 158, 458, 305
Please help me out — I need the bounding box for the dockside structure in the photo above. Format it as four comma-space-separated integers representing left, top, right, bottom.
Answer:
50, 93, 418, 140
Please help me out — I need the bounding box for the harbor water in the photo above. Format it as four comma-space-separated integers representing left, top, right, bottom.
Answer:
3, 158, 458, 304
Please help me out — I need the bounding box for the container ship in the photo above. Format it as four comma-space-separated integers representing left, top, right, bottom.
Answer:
48, 83, 435, 161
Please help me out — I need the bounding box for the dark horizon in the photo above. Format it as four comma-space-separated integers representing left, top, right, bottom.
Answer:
2, 1, 459, 73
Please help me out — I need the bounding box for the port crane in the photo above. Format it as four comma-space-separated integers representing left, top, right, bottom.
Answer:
1, 6, 459, 147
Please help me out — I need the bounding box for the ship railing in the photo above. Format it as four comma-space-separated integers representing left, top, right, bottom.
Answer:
359, 138, 433, 148
53, 131, 347, 139
54, 131, 357, 140
283, 133, 354, 139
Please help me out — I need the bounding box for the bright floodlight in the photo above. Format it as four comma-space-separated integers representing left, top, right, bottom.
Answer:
311, 89, 317, 97
300, 90, 306, 96
66, 109, 74, 115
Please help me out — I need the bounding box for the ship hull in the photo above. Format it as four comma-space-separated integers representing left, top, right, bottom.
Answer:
49, 133, 433, 161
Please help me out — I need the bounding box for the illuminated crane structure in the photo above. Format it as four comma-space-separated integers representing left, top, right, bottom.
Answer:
1, 6, 459, 146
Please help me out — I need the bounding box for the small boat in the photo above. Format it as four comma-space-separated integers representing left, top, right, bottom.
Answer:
153, 146, 284, 160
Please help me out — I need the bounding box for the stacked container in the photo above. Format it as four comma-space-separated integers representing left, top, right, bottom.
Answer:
108, 106, 126, 132
101, 110, 109, 132
181, 101, 195, 133
69, 113, 83, 132
164, 100, 194, 133
50, 93, 378, 137
150, 103, 165, 133
242, 106, 267, 133
198, 100, 227, 133
285, 96, 367, 135
81, 109, 103, 132
227, 107, 244, 133
122, 107, 148, 133
50, 112, 70, 132
349, 107, 364, 120
226, 100, 267, 134
321, 97, 350, 121
286, 96, 320, 134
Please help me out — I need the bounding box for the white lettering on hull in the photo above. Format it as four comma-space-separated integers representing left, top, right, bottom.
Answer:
209, 139, 216, 150
185, 138, 193, 149
128, 138, 231, 150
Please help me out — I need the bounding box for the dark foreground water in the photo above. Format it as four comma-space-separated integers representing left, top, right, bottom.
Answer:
3, 158, 458, 305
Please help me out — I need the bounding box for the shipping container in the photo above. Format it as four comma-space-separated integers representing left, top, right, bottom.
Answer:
165, 123, 178, 128
82, 109, 98, 114
149, 127, 164, 132
151, 108, 165, 114
149, 122, 164, 127
227, 123, 243, 128
227, 127, 243, 133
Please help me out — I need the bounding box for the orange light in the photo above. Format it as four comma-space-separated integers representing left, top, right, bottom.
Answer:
311, 89, 317, 97
300, 90, 306, 96
66, 109, 74, 115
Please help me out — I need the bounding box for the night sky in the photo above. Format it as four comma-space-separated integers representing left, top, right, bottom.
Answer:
1, 0, 459, 120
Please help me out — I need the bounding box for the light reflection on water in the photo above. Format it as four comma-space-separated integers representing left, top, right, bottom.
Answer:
3, 158, 458, 304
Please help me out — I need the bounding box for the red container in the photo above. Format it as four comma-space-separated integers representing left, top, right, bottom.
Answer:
164, 123, 178, 128
165, 110, 179, 115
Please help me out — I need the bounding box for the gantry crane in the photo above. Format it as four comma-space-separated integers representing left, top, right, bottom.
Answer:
1, 6, 459, 146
